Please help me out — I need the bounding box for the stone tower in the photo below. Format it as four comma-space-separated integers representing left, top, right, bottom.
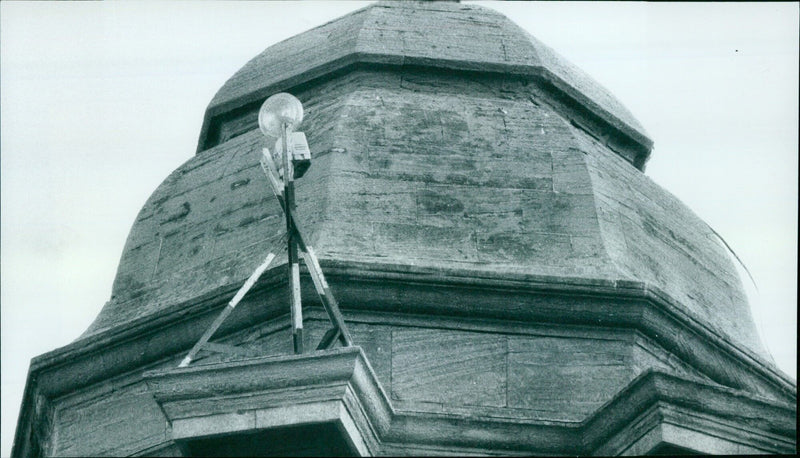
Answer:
13, 2, 796, 456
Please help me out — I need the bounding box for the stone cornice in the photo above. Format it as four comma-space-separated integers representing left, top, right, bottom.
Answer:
13, 260, 795, 456
24, 259, 797, 398
143, 349, 795, 455
583, 370, 797, 455
144, 347, 391, 456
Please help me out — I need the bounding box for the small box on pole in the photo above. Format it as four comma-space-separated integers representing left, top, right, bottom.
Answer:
274, 132, 312, 179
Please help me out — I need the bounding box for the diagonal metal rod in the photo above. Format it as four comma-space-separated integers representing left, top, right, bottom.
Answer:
178, 139, 355, 369
179, 252, 278, 367
260, 150, 354, 348
302, 246, 353, 347
316, 327, 341, 350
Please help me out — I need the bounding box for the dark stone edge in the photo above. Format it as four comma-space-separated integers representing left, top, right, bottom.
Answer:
582, 370, 797, 454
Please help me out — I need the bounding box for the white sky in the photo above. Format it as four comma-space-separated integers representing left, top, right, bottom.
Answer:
1, 2, 797, 455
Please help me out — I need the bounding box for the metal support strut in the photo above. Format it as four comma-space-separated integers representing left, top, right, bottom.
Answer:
178, 131, 353, 368
282, 122, 304, 354
261, 143, 354, 349
178, 253, 277, 367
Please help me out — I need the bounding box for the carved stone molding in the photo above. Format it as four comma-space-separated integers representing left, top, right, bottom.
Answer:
144, 348, 795, 455
144, 347, 390, 456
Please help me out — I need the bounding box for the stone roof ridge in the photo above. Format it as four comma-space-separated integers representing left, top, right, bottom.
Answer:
206, 3, 374, 109
515, 25, 650, 139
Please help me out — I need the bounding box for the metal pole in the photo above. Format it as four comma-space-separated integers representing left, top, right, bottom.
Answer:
283, 122, 304, 354
178, 253, 277, 367
259, 154, 354, 349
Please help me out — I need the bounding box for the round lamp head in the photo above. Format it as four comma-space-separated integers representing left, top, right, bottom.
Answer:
258, 93, 304, 139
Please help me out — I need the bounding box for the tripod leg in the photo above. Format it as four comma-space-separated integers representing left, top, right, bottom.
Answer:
179, 253, 277, 367
259, 151, 352, 350
301, 246, 354, 347
282, 124, 305, 355
289, 240, 304, 354
316, 327, 341, 350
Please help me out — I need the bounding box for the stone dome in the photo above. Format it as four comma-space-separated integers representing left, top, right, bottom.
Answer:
196, 0, 652, 164
85, 1, 769, 365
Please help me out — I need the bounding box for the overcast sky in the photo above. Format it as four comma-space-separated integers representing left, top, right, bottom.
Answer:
1, 2, 797, 455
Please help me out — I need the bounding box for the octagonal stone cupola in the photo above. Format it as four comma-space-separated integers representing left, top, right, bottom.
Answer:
16, 2, 794, 457
93, 1, 767, 367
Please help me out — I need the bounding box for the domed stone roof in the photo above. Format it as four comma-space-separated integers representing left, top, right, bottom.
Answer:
197, 1, 651, 163
84, 1, 769, 365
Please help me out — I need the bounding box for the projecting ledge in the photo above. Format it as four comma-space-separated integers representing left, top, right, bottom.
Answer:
143, 347, 391, 456
583, 370, 797, 455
